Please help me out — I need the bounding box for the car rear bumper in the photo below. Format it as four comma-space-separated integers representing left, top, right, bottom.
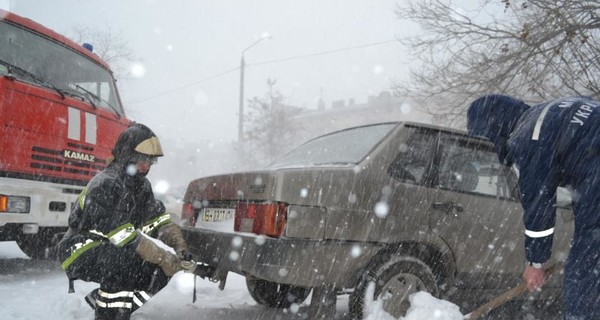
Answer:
182, 226, 382, 288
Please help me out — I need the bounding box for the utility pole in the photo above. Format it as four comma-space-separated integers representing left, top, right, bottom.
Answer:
238, 56, 246, 142
237, 34, 271, 142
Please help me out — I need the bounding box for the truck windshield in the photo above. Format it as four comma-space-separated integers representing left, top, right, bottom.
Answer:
0, 20, 124, 115
270, 123, 398, 168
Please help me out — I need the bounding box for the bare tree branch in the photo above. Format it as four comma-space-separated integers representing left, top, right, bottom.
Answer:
394, 0, 600, 127
66, 25, 137, 80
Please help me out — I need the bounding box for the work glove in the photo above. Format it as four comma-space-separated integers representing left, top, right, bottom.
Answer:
135, 235, 185, 276
158, 223, 190, 255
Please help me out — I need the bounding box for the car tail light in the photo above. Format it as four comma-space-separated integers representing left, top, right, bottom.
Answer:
181, 203, 196, 226
234, 202, 287, 237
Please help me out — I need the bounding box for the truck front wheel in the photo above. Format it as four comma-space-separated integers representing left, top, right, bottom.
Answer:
16, 228, 60, 259
245, 277, 311, 308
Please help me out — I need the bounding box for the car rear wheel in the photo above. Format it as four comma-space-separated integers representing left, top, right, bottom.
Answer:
349, 254, 439, 319
245, 277, 311, 308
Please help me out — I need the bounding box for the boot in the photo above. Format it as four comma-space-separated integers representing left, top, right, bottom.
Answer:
85, 288, 99, 310
95, 307, 131, 320
135, 235, 191, 276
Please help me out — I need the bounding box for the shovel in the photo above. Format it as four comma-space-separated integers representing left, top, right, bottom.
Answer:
464, 263, 562, 320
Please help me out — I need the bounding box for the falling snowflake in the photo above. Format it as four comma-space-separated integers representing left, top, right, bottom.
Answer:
231, 236, 243, 248
374, 201, 389, 218
300, 188, 309, 198
351, 245, 362, 258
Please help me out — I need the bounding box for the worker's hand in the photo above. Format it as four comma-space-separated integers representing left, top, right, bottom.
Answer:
177, 250, 193, 262
523, 265, 546, 292
178, 250, 197, 273
180, 259, 197, 273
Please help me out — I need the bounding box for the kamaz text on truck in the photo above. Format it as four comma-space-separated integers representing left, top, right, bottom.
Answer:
0, 9, 131, 258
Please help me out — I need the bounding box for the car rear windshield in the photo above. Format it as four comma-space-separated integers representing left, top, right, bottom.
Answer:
270, 123, 397, 168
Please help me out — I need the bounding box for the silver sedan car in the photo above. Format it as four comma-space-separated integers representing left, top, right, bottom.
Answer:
181, 122, 572, 318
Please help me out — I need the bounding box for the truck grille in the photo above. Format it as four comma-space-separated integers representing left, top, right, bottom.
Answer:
30, 145, 106, 179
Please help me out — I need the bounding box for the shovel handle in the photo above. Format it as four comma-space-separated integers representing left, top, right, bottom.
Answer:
465, 263, 562, 320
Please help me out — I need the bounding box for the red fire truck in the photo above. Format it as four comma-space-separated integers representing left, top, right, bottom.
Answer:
0, 9, 131, 258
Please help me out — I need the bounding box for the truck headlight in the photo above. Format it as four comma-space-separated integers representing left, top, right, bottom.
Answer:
0, 195, 31, 213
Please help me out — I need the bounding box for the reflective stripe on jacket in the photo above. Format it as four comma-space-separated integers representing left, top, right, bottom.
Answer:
141, 213, 172, 236
60, 222, 138, 270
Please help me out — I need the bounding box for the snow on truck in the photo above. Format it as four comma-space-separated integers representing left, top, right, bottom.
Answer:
0, 9, 130, 258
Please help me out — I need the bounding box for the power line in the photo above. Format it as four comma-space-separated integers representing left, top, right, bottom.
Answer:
127, 66, 239, 105
249, 39, 399, 66
125, 39, 398, 105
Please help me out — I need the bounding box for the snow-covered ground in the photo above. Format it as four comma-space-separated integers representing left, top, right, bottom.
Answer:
0, 241, 467, 320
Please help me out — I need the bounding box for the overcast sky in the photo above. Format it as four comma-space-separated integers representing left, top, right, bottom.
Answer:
1, 0, 424, 143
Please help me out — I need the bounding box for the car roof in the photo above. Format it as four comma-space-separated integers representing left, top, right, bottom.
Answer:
402, 121, 493, 144
315, 121, 491, 144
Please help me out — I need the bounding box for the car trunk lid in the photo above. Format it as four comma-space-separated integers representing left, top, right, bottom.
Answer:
183, 171, 279, 232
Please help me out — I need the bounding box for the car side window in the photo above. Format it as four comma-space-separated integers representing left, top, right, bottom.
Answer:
437, 135, 515, 199
388, 129, 437, 185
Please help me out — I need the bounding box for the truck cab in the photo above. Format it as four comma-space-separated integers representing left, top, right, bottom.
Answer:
0, 9, 130, 258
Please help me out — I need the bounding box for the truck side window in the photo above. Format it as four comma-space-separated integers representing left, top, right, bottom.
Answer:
438, 135, 515, 200
388, 129, 437, 186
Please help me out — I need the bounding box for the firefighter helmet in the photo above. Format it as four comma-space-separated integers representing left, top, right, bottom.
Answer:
108, 123, 163, 164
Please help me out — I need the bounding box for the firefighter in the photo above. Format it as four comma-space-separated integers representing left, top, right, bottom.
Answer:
467, 94, 600, 319
58, 123, 213, 320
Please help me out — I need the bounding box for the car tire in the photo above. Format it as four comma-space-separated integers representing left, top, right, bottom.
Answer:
349, 254, 439, 319
245, 277, 311, 308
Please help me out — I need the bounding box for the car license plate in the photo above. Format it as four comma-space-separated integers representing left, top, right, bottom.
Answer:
200, 208, 235, 222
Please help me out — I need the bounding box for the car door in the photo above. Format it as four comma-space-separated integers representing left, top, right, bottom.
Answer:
429, 132, 524, 290
377, 126, 440, 239
324, 125, 438, 242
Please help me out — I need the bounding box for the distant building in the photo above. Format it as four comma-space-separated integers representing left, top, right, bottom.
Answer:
291, 91, 433, 142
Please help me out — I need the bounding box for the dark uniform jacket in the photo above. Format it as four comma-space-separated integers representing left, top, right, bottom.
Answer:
59, 161, 171, 284
507, 96, 600, 263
